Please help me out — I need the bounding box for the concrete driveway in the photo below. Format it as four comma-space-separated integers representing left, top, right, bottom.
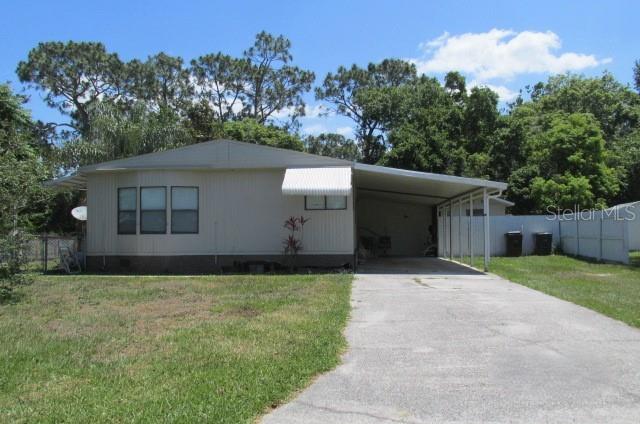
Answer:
262, 257, 640, 423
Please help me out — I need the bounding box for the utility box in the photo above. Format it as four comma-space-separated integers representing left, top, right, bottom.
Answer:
505, 231, 523, 257
534, 232, 553, 255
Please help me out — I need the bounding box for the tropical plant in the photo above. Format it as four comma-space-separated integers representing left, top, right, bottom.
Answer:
282, 216, 309, 270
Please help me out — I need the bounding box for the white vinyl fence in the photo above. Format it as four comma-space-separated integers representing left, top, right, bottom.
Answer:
438, 212, 630, 264
559, 211, 629, 264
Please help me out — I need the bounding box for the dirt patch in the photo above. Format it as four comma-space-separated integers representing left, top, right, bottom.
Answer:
218, 305, 261, 319
88, 295, 215, 363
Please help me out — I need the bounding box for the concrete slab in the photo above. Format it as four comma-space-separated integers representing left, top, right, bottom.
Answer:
262, 257, 640, 423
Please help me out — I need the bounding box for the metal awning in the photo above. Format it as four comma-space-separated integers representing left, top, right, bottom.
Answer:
282, 167, 352, 196
45, 173, 87, 190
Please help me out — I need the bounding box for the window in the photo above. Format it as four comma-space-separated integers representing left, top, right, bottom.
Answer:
466, 209, 484, 217
140, 187, 166, 234
305, 195, 326, 210
171, 187, 198, 234
118, 188, 137, 234
326, 195, 347, 210
304, 195, 347, 210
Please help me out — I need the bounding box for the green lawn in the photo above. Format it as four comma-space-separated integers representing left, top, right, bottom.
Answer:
0, 273, 352, 423
488, 255, 640, 328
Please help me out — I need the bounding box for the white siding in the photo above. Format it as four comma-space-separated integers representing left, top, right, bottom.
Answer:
467, 199, 510, 216
87, 169, 354, 256
357, 197, 432, 256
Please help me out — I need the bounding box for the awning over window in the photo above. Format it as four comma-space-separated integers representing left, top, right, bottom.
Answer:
282, 167, 352, 196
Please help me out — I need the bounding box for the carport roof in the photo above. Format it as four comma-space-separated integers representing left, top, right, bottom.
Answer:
353, 163, 507, 205
46, 140, 508, 201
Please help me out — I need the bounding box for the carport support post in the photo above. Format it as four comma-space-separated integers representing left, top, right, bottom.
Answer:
469, 193, 473, 267
458, 198, 463, 262
449, 201, 453, 260
483, 188, 490, 271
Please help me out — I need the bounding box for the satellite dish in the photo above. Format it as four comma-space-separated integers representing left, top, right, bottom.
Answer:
71, 206, 87, 221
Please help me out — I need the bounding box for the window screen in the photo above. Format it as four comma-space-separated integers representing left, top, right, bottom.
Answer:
305, 195, 347, 210
118, 187, 137, 234
140, 187, 166, 234
326, 196, 347, 210
305, 195, 325, 210
171, 187, 198, 234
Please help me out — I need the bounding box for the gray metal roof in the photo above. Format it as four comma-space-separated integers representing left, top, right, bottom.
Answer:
47, 140, 509, 203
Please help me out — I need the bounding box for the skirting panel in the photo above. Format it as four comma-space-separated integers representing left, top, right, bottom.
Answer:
86, 254, 354, 274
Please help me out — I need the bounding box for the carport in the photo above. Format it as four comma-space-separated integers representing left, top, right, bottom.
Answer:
352, 163, 507, 271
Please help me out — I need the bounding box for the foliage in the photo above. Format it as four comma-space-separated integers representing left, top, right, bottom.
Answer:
220, 118, 304, 151
610, 129, 640, 203
190, 53, 247, 122
0, 84, 50, 232
316, 59, 417, 163
0, 84, 49, 295
304, 133, 360, 160
283, 216, 309, 270
373, 75, 469, 175
17, 33, 315, 139
242, 31, 315, 123
529, 72, 640, 141
635, 60, 640, 93
56, 101, 195, 169
526, 113, 619, 210
126, 52, 192, 113
16, 41, 125, 135
0, 231, 33, 301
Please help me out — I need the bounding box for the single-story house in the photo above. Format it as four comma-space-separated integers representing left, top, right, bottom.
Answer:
467, 197, 514, 216
52, 139, 508, 272
605, 201, 640, 251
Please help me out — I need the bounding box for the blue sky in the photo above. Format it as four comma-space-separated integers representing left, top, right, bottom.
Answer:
1, 0, 637, 136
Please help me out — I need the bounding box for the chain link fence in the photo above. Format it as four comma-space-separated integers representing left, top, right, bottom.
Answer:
22, 234, 82, 273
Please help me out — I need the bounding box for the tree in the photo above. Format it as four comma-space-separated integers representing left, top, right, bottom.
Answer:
522, 113, 619, 211
304, 133, 360, 160
241, 32, 315, 123
363, 76, 467, 174
220, 118, 304, 151
56, 101, 194, 169
126, 53, 192, 112
488, 116, 526, 181
316, 59, 416, 163
190, 53, 247, 122
0, 85, 49, 297
610, 130, 640, 203
463, 87, 499, 153
16, 41, 125, 134
530, 72, 640, 141
444, 71, 467, 105
634, 60, 640, 93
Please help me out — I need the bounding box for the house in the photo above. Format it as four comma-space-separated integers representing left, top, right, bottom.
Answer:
466, 197, 514, 216
51, 139, 508, 273
605, 201, 640, 251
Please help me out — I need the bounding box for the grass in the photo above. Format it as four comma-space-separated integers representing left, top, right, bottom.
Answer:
0, 273, 352, 423
488, 255, 640, 328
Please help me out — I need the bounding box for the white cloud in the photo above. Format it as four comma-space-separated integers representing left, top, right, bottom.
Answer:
336, 126, 354, 137
270, 103, 332, 120
301, 123, 329, 135
305, 104, 333, 118
468, 80, 520, 102
412, 29, 610, 81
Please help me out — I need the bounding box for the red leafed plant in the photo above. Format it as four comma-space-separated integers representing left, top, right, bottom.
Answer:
283, 216, 309, 269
